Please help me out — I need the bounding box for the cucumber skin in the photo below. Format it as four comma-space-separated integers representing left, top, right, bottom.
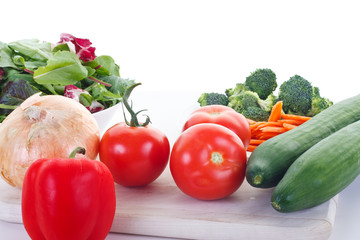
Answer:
246, 94, 360, 188
271, 120, 360, 212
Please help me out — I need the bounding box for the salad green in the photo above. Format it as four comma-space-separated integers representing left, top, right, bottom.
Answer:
0, 34, 135, 122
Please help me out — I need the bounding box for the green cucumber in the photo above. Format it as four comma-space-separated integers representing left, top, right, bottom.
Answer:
246, 94, 360, 188
271, 120, 360, 212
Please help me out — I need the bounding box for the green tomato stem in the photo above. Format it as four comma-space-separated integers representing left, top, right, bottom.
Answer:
122, 83, 151, 127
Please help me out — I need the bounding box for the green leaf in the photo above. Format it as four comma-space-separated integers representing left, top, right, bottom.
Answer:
8, 39, 52, 61
24, 60, 47, 70
42, 84, 58, 95
12, 55, 25, 66
84, 66, 96, 76
0, 114, 6, 123
84, 55, 117, 76
0, 103, 17, 109
0, 79, 39, 115
52, 43, 70, 53
79, 93, 93, 107
90, 83, 122, 101
0, 41, 18, 68
7, 73, 34, 82
97, 75, 136, 97
33, 51, 88, 85
11, 55, 45, 71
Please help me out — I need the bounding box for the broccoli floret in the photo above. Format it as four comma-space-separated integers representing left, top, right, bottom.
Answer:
242, 106, 269, 122
278, 75, 313, 115
226, 83, 275, 121
228, 90, 259, 113
306, 87, 333, 117
258, 93, 277, 112
198, 92, 229, 106
245, 68, 277, 100
225, 83, 250, 97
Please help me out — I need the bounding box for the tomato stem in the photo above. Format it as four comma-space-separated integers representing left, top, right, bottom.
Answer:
211, 152, 224, 164
122, 83, 151, 127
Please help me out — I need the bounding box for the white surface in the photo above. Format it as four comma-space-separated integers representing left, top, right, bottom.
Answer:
0, 163, 338, 240
1, 1, 360, 239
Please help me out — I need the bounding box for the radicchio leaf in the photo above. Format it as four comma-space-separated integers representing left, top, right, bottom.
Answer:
0, 68, 4, 81
64, 85, 104, 113
58, 33, 96, 62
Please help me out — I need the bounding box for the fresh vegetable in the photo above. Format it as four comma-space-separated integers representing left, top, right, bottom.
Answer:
0, 79, 39, 117
241, 105, 270, 122
170, 123, 247, 200
271, 120, 360, 212
0, 34, 135, 122
267, 101, 283, 122
59, 33, 96, 61
247, 101, 311, 152
278, 75, 313, 115
246, 93, 360, 188
0, 93, 100, 188
64, 85, 104, 113
244, 68, 277, 100
99, 83, 170, 187
226, 83, 276, 121
22, 147, 116, 240
307, 86, 333, 117
182, 105, 251, 149
198, 92, 229, 106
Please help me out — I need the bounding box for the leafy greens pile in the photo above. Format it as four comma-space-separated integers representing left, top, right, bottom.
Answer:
0, 34, 135, 122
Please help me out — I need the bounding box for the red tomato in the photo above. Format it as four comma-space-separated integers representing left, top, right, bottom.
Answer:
170, 123, 247, 200
99, 122, 170, 187
182, 105, 251, 148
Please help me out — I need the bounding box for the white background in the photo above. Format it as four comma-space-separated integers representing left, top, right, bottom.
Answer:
1, 0, 359, 103
1, 1, 360, 240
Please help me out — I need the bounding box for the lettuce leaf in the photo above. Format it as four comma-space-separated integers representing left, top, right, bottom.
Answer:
84, 55, 119, 76
0, 42, 18, 68
8, 39, 52, 62
33, 51, 88, 85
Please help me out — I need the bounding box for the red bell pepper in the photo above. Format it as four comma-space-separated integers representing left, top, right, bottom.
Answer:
21, 149, 116, 240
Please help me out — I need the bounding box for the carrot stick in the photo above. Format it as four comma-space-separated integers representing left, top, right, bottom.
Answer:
247, 118, 257, 125
268, 101, 283, 122
250, 122, 266, 130
281, 113, 312, 122
278, 119, 304, 126
257, 133, 279, 140
252, 122, 269, 132
283, 123, 297, 130
247, 145, 257, 152
265, 121, 284, 127
250, 139, 266, 145
252, 122, 283, 133
261, 126, 288, 133
247, 103, 313, 148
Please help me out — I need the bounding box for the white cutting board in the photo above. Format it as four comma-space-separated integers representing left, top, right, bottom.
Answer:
0, 164, 337, 240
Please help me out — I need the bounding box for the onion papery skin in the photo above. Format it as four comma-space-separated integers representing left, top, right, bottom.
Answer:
0, 93, 100, 188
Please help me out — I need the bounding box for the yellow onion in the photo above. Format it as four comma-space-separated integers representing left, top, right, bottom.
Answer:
0, 93, 100, 188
